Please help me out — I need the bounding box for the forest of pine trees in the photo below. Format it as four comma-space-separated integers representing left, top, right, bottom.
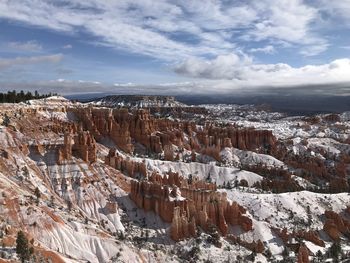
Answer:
0, 90, 57, 103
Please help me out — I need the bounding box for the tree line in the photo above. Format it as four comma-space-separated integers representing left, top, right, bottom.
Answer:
0, 90, 57, 103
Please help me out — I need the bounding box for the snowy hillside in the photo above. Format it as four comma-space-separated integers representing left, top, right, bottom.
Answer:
90, 95, 187, 108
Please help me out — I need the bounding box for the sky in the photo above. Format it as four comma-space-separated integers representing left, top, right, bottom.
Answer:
0, 0, 350, 95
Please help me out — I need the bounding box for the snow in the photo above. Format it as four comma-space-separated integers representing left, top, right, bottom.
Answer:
222, 189, 350, 255
37, 109, 69, 121
224, 190, 350, 228
307, 137, 350, 157
0, 127, 18, 147
27, 96, 72, 106
34, 221, 136, 263
223, 147, 285, 168
137, 158, 263, 186
89, 95, 187, 108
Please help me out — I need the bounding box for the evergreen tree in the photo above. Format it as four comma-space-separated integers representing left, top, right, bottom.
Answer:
19, 90, 25, 102
67, 200, 73, 212
315, 250, 323, 262
2, 114, 10, 127
328, 241, 341, 260
25, 91, 32, 101
34, 187, 41, 205
188, 174, 193, 184
282, 246, 289, 258
0, 90, 55, 103
34, 187, 41, 200
16, 231, 32, 263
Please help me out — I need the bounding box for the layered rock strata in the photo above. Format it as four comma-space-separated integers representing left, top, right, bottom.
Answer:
129, 172, 252, 241
58, 130, 97, 163
323, 210, 350, 241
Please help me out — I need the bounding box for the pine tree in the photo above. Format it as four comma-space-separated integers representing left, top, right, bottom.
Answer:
2, 114, 10, 127
0, 90, 53, 103
328, 241, 341, 260
16, 231, 31, 263
34, 187, 41, 205
315, 250, 323, 262
67, 200, 72, 212
188, 174, 193, 184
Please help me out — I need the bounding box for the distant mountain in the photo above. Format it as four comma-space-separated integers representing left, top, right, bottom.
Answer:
66, 91, 350, 115
176, 94, 350, 115
88, 95, 187, 108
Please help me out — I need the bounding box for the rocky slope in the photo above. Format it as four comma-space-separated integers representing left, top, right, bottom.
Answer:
0, 96, 349, 263
90, 95, 186, 108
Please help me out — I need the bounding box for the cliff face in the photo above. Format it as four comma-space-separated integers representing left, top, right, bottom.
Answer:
196, 125, 276, 152
71, 107, 276, 159
58, 130, 97, 164
297, 244, 310, 263
105, 149, 147, 178
73, 130, 97, 163
323, 209, 350, 241
274, 228, 325, 247
129, 171, 252, 241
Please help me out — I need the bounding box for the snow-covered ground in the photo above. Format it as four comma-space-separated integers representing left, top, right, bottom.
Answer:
90, 95, 187, 108
135, 158, 263, 187
223, 189, 350, 256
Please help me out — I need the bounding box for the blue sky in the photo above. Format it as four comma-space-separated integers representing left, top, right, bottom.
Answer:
0, 0, 350, 94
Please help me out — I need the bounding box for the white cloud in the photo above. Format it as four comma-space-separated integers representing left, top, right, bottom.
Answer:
174, 54, 350, 88
299, 42, 330, 56
1, 72, 350, 96
114, 83, 136, 87
0, 0, 332, 60
315, 1, 350, 24
175, 53, 252, 80
248, 0, 317, 42
8, 40, 42, 52
250, 45, 275, 54
0, 54, 63, 70
2, 0, 349, 90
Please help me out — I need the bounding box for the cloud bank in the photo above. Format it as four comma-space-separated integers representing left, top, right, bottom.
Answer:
0, 0, 342, 60
0, 1, 350, 94
174, 54, 350, 87
0, 54, 63, 70
8, 40, 42, 52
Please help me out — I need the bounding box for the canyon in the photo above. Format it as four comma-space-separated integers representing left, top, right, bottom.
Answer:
0, 95, 349, 262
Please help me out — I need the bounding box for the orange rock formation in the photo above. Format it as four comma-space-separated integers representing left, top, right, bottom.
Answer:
129, 171, 252, 241
105, 149, 147, 178
70, 107, 276, 158
323, 210, 350, 241
297, 244, 310, 263
58, 130, 97, 163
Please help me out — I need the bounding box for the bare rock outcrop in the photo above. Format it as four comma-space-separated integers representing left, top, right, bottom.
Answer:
129, 172, 252, 241
58, 130, 97, 163
297, 244, 310, 263
70, 107, 276, 158
74, 130, 97, 163
105, 149, 147, 178
274, 228, 325, 247
323, 210, 350, 241
227, 235, 264, 253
